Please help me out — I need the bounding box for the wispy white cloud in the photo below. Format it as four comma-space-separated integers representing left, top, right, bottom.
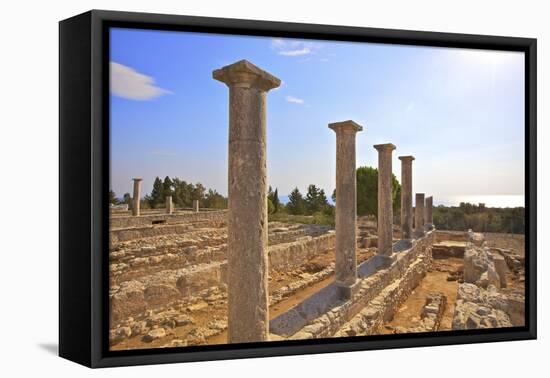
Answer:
110, 62, 172, 101
286, 95, 304, 104
406, 102, 415, 112
271, 39, 319, 57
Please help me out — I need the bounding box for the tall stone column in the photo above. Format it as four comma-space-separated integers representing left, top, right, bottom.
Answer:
131, 178, 142, 217
425, 196, 433, 230
374, 144, 396, 257
415, 193, 425, 237
398, 156, 415, 240
193, 199, 199, 213
166, 196, 173, 214
213, 60, 281, 343
329, 120, 363, 298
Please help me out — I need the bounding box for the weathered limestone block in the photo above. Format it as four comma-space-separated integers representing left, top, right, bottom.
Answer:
452, 283, 523, 329
463, 245, 500, 288
143, 284, 181, 307
110, 280, 146, 322
432, 242, 466, 258
452, 301, 512, 330
268, 232, 335, 271
467, 229, 485, 246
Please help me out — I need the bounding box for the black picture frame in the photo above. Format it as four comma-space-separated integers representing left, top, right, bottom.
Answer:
59, 9, 537, 368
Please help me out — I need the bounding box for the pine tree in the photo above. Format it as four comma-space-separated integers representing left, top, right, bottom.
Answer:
109, 190, 118, 204
267, 186, 281, 213
148, 177, 163, 208
287, 187, 305, 215
273, 188, 280, 213
162, 176, 173, 200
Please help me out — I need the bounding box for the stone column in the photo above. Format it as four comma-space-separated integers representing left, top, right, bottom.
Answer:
213, 60, 281, 343
374, 144, 396, 257
131, 178, 142, 217
193, 199, 199, 213
166, 196, 173, 214
398, 156, 415, 240
425, 196, 433, 230
415, 193, 425, 237
329, 120, 363, 298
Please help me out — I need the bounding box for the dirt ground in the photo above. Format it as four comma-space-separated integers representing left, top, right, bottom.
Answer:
381, 232, 525, 334
380, 258, 463, 334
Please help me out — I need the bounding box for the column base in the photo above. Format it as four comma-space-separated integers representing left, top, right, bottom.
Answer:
373, 254, 394, 269
393, 239, 413, 252
336, 281, 361, 300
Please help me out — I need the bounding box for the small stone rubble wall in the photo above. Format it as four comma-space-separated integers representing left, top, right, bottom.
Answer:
434, 230, 469, 243
392, 292, 447, 333
432, 242, 466, 259
110, 232, 336, 322
452, 232, 524, 329
269, 232, 335, 271
111, 210, 227, 229
110, 220, 226, 244
270, 231, 434, 339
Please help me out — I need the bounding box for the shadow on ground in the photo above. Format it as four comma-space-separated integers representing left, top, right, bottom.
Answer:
38, 343, 58, 355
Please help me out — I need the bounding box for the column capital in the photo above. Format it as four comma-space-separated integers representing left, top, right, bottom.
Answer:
132, 178, 142, 182
328, 120, 363, 133
374, 143, 396, 152
213, 60, 281, 91
398, 155, 415, 162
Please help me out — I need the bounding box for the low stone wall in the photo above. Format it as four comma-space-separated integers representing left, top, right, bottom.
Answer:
110, 261, 227, 322
269, 231, 434, 339
110, 210, 227, 230
451, 283, 523, 329
111, 232, 336, 321
333, 245, 432, 338
432, 242, 466, 259
269, 232, 335, 271
434, 230, 468, 243
110, 219, 226, 244
452, 235, 524, 329
393, 292, 447, 333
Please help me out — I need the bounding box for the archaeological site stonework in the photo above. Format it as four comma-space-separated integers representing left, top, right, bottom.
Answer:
108, 59, 525, 350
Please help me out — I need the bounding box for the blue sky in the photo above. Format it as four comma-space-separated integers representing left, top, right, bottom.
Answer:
110, 27, 525, 205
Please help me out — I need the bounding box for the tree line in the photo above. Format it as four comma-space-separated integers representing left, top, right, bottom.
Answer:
109, 171, 524, 234
433, 202, 524, 234
109, 176, 227, 210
